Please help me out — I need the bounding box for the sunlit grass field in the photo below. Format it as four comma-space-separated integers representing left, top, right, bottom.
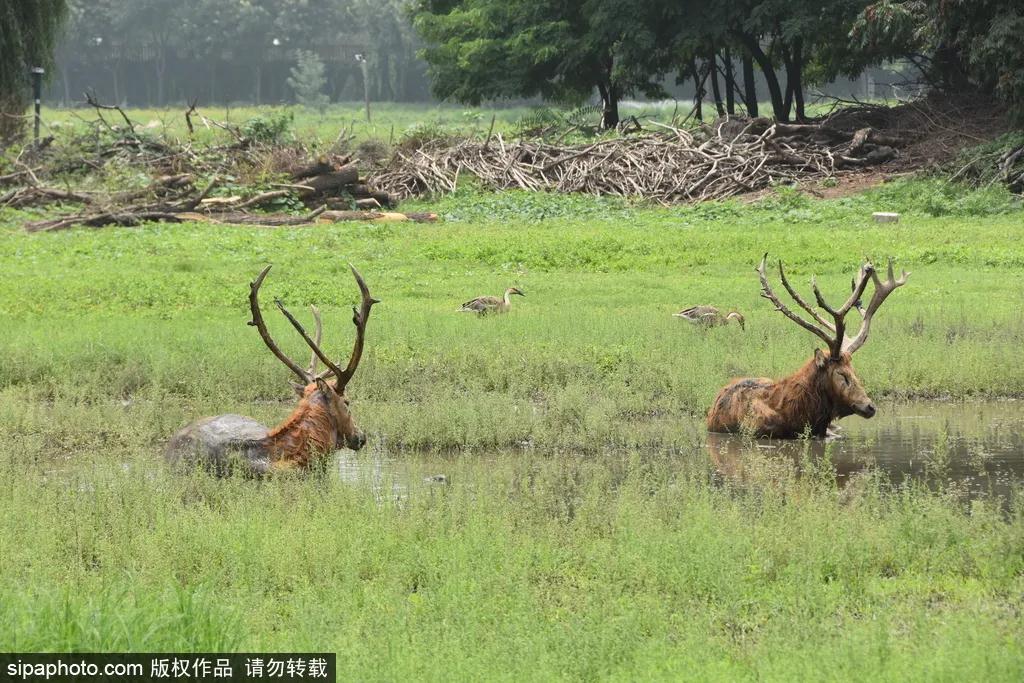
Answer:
1, 182, 1022, 679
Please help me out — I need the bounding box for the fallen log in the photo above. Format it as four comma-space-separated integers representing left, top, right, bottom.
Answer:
317, 210, 437, 223
298, 165, 360, 196
21, 204, 438, 232
288, 159, 334, 181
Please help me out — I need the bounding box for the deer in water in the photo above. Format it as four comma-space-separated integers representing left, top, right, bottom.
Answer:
165, 264, 379, 476
707, 253, 908, 438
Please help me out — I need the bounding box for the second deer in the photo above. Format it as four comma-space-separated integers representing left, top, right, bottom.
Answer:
707, 253, 908, 438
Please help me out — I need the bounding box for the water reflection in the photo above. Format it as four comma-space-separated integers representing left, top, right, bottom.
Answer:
706, 401, 1024, 499
333, 402, 1024, 503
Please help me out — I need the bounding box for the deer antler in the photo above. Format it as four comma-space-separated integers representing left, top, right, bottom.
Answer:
759, 254, 907, 357
307, 305, 322, 376
319, 264, 380, 392
275, 299, 346, 383
842, 258, 910, 354
758, 254, 836, 349
248, 265, 313, 386
248, 265, 380, 395
283, 305, 322, 397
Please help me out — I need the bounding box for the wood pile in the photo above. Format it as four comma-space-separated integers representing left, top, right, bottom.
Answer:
0, 98, 407, 231
6, 158, 415, 232
371, 115, 905, 204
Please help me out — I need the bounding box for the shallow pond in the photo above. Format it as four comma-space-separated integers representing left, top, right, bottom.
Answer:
341, 401, 1024, 502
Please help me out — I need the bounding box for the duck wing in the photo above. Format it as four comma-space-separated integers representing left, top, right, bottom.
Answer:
674, 305, 719, 321
460, 295, 501, 311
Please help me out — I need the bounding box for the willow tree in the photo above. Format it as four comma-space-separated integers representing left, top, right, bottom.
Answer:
0, 0, 68, 144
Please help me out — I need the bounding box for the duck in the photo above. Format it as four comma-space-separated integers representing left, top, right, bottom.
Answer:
458, 287, 525, 315
674, 305, 745, 330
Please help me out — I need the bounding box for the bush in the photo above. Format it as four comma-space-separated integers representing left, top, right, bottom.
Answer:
239, 111, 294, 145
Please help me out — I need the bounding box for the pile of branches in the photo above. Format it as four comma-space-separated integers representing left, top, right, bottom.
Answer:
372, 114, 905, 203
0, 96, 418, 232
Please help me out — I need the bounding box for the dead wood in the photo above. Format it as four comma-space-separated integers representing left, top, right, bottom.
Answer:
297, 166, 361, 196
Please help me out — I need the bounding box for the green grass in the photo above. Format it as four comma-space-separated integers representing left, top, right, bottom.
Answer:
0, 182, 1022, 679
34, 98, 856, 148
38, 102, 550, 147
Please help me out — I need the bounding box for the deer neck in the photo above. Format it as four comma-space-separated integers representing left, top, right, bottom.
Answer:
265, 391, 338, 469
766, 358, 835, 437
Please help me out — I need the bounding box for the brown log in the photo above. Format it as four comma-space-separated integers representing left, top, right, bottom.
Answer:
348, 186, 394, 207
317, 210, 437, 223
288, 158, 335, 181
297, 165, 360, 196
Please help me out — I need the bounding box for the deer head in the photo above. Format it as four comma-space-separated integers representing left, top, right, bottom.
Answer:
248, 264, 379, 450
757, 253, 909, 419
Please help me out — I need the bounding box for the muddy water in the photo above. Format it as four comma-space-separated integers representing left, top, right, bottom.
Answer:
344, 401, 1024, 501
703, 401, 1024, 499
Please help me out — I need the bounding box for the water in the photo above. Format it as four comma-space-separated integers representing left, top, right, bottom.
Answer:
343, 401, 1024, 502
704, 401, 1024, 499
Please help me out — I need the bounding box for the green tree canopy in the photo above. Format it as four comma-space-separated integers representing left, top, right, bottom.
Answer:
852, 0, 1024, 116
414, 0, 676, 127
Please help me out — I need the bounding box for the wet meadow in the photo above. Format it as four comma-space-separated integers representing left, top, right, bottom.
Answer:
1, 181, 1023, 680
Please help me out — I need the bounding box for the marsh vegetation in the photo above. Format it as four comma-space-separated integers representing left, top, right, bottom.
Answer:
1, 182, 1023, 678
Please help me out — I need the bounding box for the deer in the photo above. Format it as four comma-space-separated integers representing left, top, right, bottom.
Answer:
165, 264, 379, 476
707, 253, 909, 438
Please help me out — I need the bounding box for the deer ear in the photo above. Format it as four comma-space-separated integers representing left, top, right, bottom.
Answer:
814, 348, 828, 368
314, 377, 332, 395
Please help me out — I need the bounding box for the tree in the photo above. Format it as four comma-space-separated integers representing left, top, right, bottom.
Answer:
852, 0, 1024, 117
0, 0, 68, 143
287, 50, 330, 116
413, 0, 675, 128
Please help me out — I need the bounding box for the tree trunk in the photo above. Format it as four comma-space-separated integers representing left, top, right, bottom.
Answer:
791, 38, 805, 121
155, 53, 165, 107
597, 81, 620, 129
732, 31, 785, 121
709, 49, 725, 117
254, 63, 262, 105
742, 53, 758, 117
688, 58, 703, 122
782, 45, 794, 122
724, 47, 735, 116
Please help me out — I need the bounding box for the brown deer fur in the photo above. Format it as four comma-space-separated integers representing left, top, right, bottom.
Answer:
707, 350, 874, 438
265, 380, 364, 470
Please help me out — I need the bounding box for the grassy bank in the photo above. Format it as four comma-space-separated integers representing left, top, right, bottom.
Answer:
1, 182, 1022, 678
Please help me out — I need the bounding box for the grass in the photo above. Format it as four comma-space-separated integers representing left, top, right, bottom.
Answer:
1, 180, 1023, 679
38, 102, 553, 147
34, 98, 859, 148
